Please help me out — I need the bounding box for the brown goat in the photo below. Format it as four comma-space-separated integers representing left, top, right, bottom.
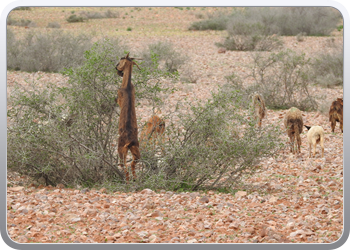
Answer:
284, 107, 303, 154
329, 98, 343, 133
140, 115, 165, 143
251, 93, 266, 128
115, 53, 142, 182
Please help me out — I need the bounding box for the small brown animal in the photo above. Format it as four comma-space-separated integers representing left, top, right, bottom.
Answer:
305, 125, 325, 158
329, 98, 343, 133
251, 93, 266, 128
284, 107, 303, 154
140, 115, 166, 144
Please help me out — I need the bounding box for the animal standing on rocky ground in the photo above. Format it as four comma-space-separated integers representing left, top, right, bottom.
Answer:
115, 53, 142, 182
284, 107, 304, 154
305, 125, 325, 158
252, 93, 266, 128
329, 97, 343, 133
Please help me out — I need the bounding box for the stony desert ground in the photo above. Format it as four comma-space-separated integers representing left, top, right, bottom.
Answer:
6, 7, 343, 244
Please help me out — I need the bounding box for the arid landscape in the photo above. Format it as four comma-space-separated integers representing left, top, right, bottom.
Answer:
6, 7, 343, 244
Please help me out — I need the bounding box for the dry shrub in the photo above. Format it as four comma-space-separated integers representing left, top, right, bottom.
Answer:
7, 29, 92, 72
226, 49, 318, 111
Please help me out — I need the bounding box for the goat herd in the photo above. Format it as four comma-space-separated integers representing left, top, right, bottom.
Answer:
281, 97, 343, 158
114, 53, 343, 182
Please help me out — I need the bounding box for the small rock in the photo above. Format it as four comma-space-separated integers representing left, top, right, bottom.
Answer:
125, 196, 134, 203
198, 196, 209, 204
290, 229, 305, 237
245, 227, 255, 234
71, 217, 81, 223
226, 202, 234, 207
84, 209, 97, 217
150, 210, 163, 217
286, 221, 294, 229
269, 196, 278, 203
218, 48, 226, 53
138, 231, 148, 238
149, 235, 157, 243
18, 206, 28, 214
228, 222, 239, 229
8, 186, 24, 192
204, 222, 211, 229
235, 191, 247, 198
143, 201, 156, 210
225, 216, 235, 222
260, 228, 267, 237
113, 233, 122, 238
187, 239, 198, 243
140, 189, 155, 195
17, 236, 28, 243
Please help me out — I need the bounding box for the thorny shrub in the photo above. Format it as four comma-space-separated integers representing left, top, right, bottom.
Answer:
7, 29, 92, 72
133, 88, 284, 192
7, 39, 176, 189
311, 49, 343, 88
226, 49, 318, 111
139, 41, 187, 73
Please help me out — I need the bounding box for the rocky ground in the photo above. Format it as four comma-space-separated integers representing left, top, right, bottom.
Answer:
6, 7, 343, 244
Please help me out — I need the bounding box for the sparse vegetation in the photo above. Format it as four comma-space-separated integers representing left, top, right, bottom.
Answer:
226, 49, 318, 111
311, 50, 343, 88
191, 7, 341, 51
190, 7, 341, 36
7, 17, 37, 27
140, 41, 187, 73
7, 29, 92, 72
189, 14, 228, 31
13, 7, 31, 11
66, 14, 85, 23
46, 22, 61, 29
79, 10, 120, 19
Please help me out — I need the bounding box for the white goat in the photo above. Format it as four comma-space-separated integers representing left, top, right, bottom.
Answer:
305, 125, 325, 158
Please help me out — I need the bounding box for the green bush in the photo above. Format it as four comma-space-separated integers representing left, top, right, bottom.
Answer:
7, 29, 92, 72
13, 7, 31, 11
79, 10, 120, 19
189, 15, 228, 30
226, 49, 318, 111
7, 39, 176, 189
133, 88, 284, 191
66, 14, 85, 23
